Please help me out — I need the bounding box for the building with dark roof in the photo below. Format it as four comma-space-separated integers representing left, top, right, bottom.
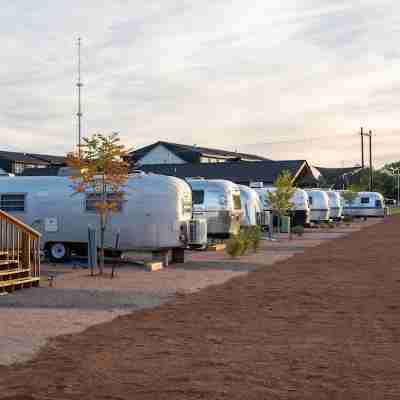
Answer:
130, 141, 269, 165
139, 159, 320, 187
314, 166, 363, 189
0, 151, 67, 175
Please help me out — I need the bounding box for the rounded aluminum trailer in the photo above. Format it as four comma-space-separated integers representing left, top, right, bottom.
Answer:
238, 185, 262, 226
253, 187, 310, 227
0, 173, 194, 257
325, 190, 343, 220
291, 189, 311, 226
340, 191, 385, 217
187, 179, 243, 238
307, 190, 330, 222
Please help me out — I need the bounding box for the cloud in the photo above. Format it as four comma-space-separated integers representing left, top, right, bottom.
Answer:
0, 0, 399, 167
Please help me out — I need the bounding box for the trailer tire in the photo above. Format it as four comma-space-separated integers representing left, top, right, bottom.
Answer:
48, 243, 70, 263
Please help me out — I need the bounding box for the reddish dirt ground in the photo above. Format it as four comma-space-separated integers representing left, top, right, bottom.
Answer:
1, 217, 400, 399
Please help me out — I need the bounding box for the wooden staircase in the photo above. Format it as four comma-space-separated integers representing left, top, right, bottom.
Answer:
0, 210, 40, 294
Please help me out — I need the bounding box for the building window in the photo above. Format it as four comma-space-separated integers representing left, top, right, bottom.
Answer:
13, 163, 25, 175
85, 193, 123, 212
0, 194, 26, 212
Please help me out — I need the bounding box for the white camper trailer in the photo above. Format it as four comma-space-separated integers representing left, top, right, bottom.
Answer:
187, 178, 243, 238
251, 185, 310, 227
238, 185, 264, 226
307, 190, 330, 222
325, 190, 343, 220
291, 189, 311, 226
0, 173, 202, 262
341, 191, 385, 217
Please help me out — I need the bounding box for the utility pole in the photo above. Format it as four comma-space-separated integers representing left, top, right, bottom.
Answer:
360, 127, 373, 191
368, 130, 373, 191
360, 126, 364, 168
77, 37, 83, 158
389, 167, 400, 205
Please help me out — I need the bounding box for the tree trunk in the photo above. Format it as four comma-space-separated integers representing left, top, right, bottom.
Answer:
99, 216, 105, 275
276, 214, 280, 239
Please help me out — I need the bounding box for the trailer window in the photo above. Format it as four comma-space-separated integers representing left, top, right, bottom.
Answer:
0, 194, 25, 212
361, 197, 370, 204
233, 193, 242, 210
86, 193, 123, 212
375, 199, 382, 208
192, 190, 204, 205
308, 196, 313, 205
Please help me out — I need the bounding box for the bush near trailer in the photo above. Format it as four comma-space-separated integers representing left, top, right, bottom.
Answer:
226, 226, 263, 258
292, 225, 304, 237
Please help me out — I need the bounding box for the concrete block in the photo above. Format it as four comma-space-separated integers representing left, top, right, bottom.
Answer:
144, 262, 163, 272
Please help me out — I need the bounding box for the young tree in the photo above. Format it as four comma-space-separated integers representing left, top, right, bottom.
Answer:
67, 133, 129, 275
267, 170, 296, 235
341, 186, 358, 205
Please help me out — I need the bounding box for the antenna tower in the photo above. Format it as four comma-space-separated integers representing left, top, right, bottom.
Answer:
77, 37, 83, 157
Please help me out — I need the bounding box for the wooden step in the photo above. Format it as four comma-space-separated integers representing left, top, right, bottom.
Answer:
0, 277, 40, 293
0, 268, 30, 279
0, 260, 19, 265
0, 260, 19, 271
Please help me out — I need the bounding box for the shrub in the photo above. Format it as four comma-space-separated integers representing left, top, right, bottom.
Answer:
343, 215, 353, 224
249, 226, 263, 252
239, 229, 252, 255
226, 236, 244, 258
292, 225, 304, 237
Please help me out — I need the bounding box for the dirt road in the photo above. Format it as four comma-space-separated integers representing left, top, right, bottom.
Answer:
1, 217, 399, 399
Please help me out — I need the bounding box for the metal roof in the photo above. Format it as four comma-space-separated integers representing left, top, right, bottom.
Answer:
139, 159, 307, 185
0, 150, 67, 165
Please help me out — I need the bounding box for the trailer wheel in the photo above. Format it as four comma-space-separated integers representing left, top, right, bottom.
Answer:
48, 243, 70, 263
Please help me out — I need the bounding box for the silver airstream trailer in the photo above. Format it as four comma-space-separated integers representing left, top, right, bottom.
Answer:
341, 191, 385, 217
325, 190, 343, 220
251, 185, 310, 227
0, 173, 200, 261
307, 190, 330, 222
238, 185, 263, 226
291, 189, 311, 226
187, 178, 243, 238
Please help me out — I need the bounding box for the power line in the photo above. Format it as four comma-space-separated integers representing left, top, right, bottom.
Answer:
249, 132, 357, 146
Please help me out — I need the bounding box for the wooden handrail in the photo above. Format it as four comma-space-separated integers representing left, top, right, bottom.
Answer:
0, 210, 41, 239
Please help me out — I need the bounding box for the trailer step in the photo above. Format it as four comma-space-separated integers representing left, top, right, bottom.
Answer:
0, 277, 40, 293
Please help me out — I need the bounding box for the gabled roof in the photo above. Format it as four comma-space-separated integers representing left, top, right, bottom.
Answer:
315, 166, 363, 182
0, 151, 49, 164
139, 159, 308, 185
0, 150, 67, 165
27, 153, 67, 165
130, 141, 269, 163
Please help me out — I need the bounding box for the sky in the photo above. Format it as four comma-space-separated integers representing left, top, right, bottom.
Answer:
1, 0, 400, 167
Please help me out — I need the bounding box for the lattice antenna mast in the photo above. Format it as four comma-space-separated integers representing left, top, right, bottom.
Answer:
77, 37, 83, 158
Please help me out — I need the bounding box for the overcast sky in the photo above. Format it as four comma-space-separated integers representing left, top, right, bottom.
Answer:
1, 1, 399, 167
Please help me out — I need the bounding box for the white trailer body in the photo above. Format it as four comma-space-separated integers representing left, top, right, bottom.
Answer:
238, 185, 262, 226
187, 179, 243, 238
252, 187, 310, 226
340, 191, 385, 217
0, 173, 195, 260
325, 190, 343, 220
307, 190, 330, 222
